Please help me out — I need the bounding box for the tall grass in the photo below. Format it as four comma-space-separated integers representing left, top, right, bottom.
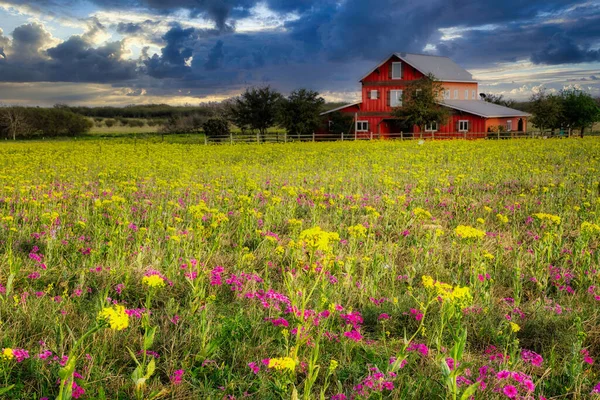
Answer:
0, 138, 599, 399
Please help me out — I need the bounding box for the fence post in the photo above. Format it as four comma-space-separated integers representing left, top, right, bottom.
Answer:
341, 131, 344, 141
284, 131, 287, 143
463, 131, 467, 140
312, 132, 315, 142
354, 130, 357, 141
400, 132, 404, 141
204, 134, 208, 145
230, 131, 233, 144
257, 131, 260, 143
432, 131, 435, 140
497, 131, 500, 140
370, 131, 373, 141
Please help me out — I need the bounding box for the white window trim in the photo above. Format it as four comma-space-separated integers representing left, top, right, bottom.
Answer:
391, 62, 402, 79
458, 120, 469, 132
370, 90, 378, 100
506, 120, 513, 131
453, 89, 459, 99
356, 121, 369, 132
444, 90, 450, 100
464, 89, 469, 100
472, 90, 476, 100
390, 89, 403, 107
425, 122, 438, 132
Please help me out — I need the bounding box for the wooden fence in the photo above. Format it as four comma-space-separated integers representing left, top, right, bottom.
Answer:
204, 130, 600, 144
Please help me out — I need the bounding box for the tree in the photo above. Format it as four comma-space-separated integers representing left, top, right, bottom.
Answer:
561, 89, 600, 137
227, 86, 282, 141
202, 117, 230, 140
327, 111, 354, 136
0, 107, 28, 140
278, 89, 325, 138
481, 93, 516, 108
392, 73, 450, 136
160, 115, 205, 135
529, 89, 563, 134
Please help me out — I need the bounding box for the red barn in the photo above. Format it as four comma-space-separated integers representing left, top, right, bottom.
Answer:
320, 53, 530, 138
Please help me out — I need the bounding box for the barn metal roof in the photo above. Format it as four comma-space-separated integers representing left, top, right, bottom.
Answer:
320, 102, 361, 115
440, 100, 531, 118
360, 52, 477, 82
396, 53, 476, 82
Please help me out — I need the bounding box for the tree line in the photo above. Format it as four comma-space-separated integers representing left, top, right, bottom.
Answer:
0, 107, 93, 140
161, 87, 339, 140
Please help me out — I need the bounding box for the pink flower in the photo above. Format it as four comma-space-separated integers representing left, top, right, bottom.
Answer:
497, 370, 511, 379
170, 369, 184, 385
72, 382, 85, 399
378, 313, 390, 321
343, 329, 363, 342
248, 362, 260, 374
406, 343, 429, 357
502, 385, 518, 398
592, 381, 600, 394
521, 349, 543, 367
409, 308, 423, 321
13, 348, 30, 363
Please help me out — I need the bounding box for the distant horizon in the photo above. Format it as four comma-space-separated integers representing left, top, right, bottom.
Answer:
0, 0, 599, 107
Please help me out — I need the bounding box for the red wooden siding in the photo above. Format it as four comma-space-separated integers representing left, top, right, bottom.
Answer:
362, 56, 424, 83
317, 54, 526, 138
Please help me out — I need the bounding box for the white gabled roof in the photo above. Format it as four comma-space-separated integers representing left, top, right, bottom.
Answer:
360, 52, 476, 83
440, 100, 531, 118
320, 102, 361, 116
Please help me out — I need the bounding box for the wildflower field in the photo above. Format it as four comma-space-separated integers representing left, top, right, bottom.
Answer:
1, 138, 600, 400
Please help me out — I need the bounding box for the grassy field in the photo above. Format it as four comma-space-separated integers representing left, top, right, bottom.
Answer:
1, 138, 600, 399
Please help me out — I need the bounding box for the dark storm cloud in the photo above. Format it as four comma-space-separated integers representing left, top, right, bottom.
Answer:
11, 23, 53, 60
434, 9, 600, 68
0, 0, 600, 100
0, 25, 137, 83
532, 34, 600, 65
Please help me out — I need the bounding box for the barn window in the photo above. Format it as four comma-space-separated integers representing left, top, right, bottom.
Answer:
454, 90, 458, 99
370, 90, 379, 100
458, 120, 469, 132
506, 120, 513, 131
328, 120, 334, 132
392, 62, 403, 79
444, 90, 450, 100
425, 122, 438, 132
390, 90, 403, 107
356, 121, 369, 132
464, 89, 469, 99
472, 90, 476, 100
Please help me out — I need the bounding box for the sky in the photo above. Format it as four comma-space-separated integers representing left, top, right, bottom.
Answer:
0, 0, 599, 106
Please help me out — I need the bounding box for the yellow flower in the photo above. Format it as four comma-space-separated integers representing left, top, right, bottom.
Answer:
299, 226, 340, 252
496, 213, 509, 224
509, 322, 520, 333
422, 275, 472, 308
476, 218, 485, 224
422, 275, 434, 289
347, 224, 367, 238
532, 213, 561, 225
581, 221, 600, 235
98, 304, 130, 331
2, 348, 14, 360
142, 274, 166, 288
328, 359, 339, 373
268, 357, 296, 371
412, 207, 432, 220
455, 225, 486, 240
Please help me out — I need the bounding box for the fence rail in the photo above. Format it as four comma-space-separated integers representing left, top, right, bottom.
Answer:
204, 130, 600, 144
